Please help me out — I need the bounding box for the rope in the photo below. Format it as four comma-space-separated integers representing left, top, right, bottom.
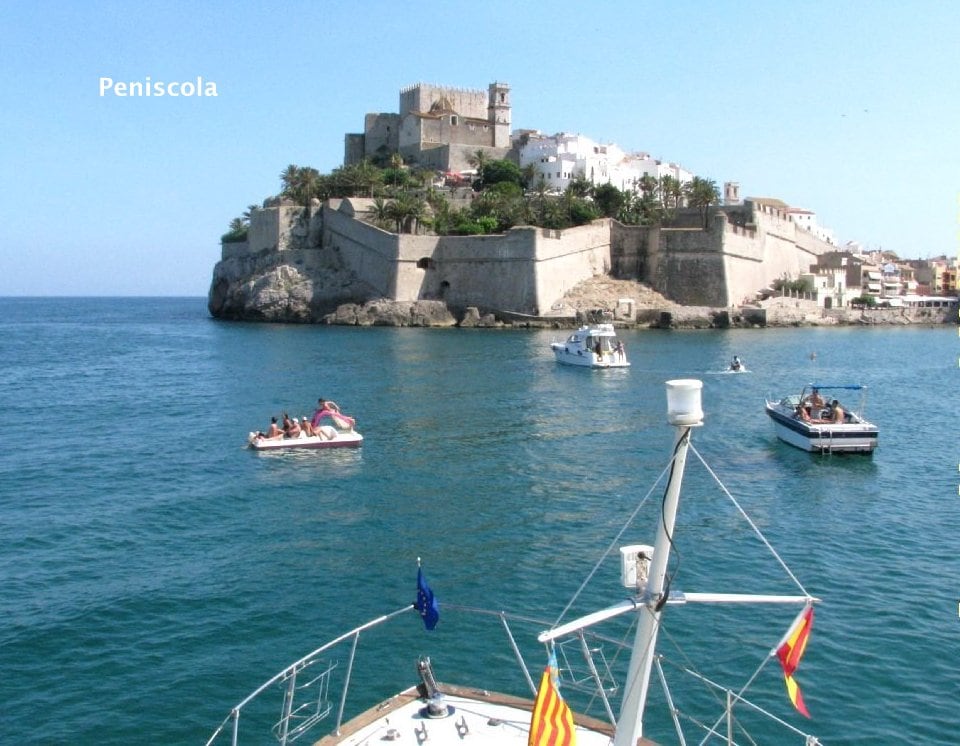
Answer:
688, 442, 811, 598
550, 453, 678, 629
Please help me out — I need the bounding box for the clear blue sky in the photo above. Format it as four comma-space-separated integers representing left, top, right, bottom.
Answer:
2, 0, 958, 296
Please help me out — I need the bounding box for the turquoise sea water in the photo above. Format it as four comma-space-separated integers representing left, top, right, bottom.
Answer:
0, 297, 957, 744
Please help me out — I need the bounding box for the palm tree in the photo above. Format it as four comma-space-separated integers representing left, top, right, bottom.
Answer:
467, 149, 490, 187
638, 174, 658, 200
566, 175, 593, 199
659, 175, 683, 209
684, 176, 720, 229
385, 192, 426, 234
289, 167, 320, 219
367, 197, 391, 228
279, 164, 299, 196
222, 216, 247, 242
387, 153, 404, 190
530, 175, 550, 225
353, 159, 383, 197
520, 163, 538, 190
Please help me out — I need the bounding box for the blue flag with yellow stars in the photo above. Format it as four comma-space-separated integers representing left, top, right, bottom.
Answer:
415, 566, 439, 630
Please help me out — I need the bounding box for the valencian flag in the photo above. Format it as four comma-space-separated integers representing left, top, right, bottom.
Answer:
415, 564, 439, 630
775, 603, 814, 717
528, 651, 576, 746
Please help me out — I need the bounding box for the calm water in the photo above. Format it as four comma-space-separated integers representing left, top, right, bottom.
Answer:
0, 298, 957, 744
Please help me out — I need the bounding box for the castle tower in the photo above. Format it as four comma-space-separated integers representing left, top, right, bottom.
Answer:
488, 82, 511, 148
723, 181, 741, 205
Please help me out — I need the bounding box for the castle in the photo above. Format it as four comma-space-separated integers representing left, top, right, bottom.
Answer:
345, 82, 512, 172
211, 82, 844, 321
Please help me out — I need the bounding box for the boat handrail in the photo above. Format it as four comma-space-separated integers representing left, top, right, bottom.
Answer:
205, 605, 414, 746
660, 658, 819, 745
204, 604, 621, 746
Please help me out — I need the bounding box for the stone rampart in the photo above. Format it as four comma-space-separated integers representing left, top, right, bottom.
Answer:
323, 201, 401, 298
220, 240, 250, 260
247, 205, 303, 253
214, 196, 843, 320
647, 219, 728, 306
385, 220, 610, 315
532, 221, 612, 312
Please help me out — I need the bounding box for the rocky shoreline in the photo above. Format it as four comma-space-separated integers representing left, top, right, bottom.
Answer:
211, 273, 955, 329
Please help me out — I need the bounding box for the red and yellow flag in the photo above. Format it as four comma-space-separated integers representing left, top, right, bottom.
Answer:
528, 663, 576, 746
775, 604, 814, 718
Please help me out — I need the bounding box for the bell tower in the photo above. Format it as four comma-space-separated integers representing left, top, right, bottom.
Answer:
723, 181, 741, 205
488, 82, 511, 148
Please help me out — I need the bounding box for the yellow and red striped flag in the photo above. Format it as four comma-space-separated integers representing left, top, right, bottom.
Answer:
528, 656, 576, 746
775, 604, 814, 718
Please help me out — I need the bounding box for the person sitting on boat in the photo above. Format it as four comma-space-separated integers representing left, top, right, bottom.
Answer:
830, 400, 846, 423
803, 388, 825, 410
794, 404, 811, 422
300, 416, 316, 437
730, 356, 742, 371
285, 415, 302, 439
253, 416, 284, 441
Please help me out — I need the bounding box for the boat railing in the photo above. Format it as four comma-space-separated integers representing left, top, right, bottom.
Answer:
658, 657, 820, 745
206, 601, 819, 746
205, 603, 612, 746
205, 605, 413, 746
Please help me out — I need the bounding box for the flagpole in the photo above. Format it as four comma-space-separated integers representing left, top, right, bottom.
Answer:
613, 380, 702, 746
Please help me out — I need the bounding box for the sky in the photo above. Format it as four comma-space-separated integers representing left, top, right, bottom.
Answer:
2, 0, 959, 296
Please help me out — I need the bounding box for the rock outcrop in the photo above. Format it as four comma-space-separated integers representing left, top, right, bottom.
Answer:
208, 249, 464, 326
323, 299, 457, 327
208, 247, 371, 323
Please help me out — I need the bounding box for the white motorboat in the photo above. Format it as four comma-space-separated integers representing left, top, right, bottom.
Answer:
550, 323, 630, 368
765, 384, 878, 454
210, 381, 820, 746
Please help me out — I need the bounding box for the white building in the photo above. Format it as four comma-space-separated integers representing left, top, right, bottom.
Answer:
787, 207, 836, 246
515, 131, 693, 195
800, 267, 847, 308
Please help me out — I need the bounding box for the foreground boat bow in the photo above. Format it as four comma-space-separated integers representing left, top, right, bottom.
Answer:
208, 381, 820, 746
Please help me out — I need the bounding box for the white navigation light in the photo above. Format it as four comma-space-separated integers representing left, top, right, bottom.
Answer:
666, 379, 704, 425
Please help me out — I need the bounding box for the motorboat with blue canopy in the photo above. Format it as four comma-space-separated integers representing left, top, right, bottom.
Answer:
765, 383, 877, 454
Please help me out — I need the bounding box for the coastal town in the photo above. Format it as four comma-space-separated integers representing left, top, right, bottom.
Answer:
209, 81, 958, 326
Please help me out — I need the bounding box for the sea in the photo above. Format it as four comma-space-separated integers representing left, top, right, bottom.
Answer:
0, 297, 957, 745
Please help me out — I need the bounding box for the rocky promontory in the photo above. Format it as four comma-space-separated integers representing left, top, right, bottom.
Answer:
209, 254, 954, 329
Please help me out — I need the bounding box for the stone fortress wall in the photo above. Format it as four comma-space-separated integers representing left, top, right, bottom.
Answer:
221, 197, 832, 317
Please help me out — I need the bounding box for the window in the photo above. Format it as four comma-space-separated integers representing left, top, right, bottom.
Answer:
450, 115, 458, 126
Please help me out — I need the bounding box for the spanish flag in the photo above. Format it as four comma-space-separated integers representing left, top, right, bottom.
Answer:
775, 604, 814, 718
528, 655, 576, 746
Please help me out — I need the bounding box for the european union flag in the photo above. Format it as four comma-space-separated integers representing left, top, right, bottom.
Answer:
415, 566, 440, 630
